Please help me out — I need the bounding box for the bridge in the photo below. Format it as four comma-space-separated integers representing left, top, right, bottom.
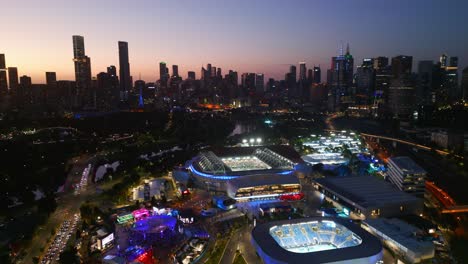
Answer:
358, 132, 464, 159
426, 181, 468, 214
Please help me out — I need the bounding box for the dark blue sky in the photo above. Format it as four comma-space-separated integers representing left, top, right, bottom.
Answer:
3, 0, 468, 82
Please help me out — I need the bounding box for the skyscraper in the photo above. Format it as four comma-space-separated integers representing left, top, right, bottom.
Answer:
255, 73, 264, 94
329, 43, 354, 110
462, 67, 468, 100
0, 54, 7, 94
187, 71, 196, 80
8, 67, 19, 91
307, 69, 313, 82
46, 72, 57, 86
299, 62, 307, 81
417, 61, 434, 105
159, 62, 168, 86
72, 35, 92, 107
118, 41, 131, 101
373, 57, 389, 71
172, 65, 179, 77
355, 59, 375, 104
391, 55, 413, 78
313, 66, 321, 84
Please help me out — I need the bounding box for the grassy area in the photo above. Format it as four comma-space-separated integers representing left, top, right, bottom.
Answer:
233, 253, 247, 264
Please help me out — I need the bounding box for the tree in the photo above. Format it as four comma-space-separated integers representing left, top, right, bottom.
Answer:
59, 247, 79, 264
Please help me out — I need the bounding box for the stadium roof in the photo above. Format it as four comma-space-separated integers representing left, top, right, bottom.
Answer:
208, 145, 303, 163
228, 173, 299, 189
252, 217, 382, 263
315, 176, 421, 208
388, 156, 426, 174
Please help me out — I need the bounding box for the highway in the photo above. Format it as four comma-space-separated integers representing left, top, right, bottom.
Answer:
219, 225, 260, 264
19, 155, 98, 264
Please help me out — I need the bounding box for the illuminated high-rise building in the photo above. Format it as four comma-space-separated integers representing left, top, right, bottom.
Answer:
118, 41, 131, 101
462, 67, 468, 100
329, 43, 354, 110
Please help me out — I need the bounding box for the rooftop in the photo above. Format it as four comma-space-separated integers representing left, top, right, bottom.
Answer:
364, 218, 434, 253
315, 176, 421, 208
388, 156, 426, 174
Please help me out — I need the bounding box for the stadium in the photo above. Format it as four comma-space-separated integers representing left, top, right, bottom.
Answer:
186, 146, 303, 201
252, 218, 383, 264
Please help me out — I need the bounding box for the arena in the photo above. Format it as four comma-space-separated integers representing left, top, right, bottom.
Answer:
185, 146, 303, 201
252, 218, 383, 264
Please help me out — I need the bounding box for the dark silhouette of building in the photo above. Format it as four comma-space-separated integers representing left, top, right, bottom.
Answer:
187, 71, 196, 80
159, 62, 169, 86
416, 61, 434, 106
313, 66, 321, 84
388, 78, 415, 120
462, 67, 468, 101
355, 58, 375, 105
8, 67, 19, 91
0, 54, 8, 95
172, 65, 179, 77
255, 73, 264, 94
72, 35, 92, 108
118, 41, 131, 101
391, 55, 412, 79
299, 62, 307, 81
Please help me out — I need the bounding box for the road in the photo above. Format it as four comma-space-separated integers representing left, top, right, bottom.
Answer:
19, 155, 98, 264
219, 225, 260, 264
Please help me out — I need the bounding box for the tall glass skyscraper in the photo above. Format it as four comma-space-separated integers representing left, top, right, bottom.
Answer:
118, 41, 131, 101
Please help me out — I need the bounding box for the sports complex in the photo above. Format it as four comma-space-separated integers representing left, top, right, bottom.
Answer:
252, 217, 383, 264
186, 146, 304, 202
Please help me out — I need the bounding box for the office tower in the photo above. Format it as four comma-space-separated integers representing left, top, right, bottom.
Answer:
391, 55, 413, 79
307, 69, 313, 82
188, 71, 196, 80
20, 75, 32, 87
255, 73, 264, 94
211, 67, 217, 78
217, 68, 222, 78
299, 62, 307, 81
462, 67, 468, 100
118, 41, 131, 101
329, 43, 354, 110
135, 80, 145, 107
446, 56, 459, 101
388, 78, 415, 119
373, 57, 389, 70
172, 65, 179, 77
289, 65, 297, 82
107, 65, 117, 77
206, 64, 212, 78
72, 35, 92, 107
8, 67, 19, 91
387, 157, 427, 196
228, 70, 238, 85
241, 73, 255, 91
159, 62, 168, 86
313, 66, 321, 84
45, 72, 57, 86
417, 61, 434, 105
0, 54, 7, 94
355, 59, 375, 104
440, 54, 448, 68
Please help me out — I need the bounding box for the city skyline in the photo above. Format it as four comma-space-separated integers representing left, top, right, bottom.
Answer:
2, 0, 468, 84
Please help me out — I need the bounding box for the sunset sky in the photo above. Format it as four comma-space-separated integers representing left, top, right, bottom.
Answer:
2, 0, 468, 83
